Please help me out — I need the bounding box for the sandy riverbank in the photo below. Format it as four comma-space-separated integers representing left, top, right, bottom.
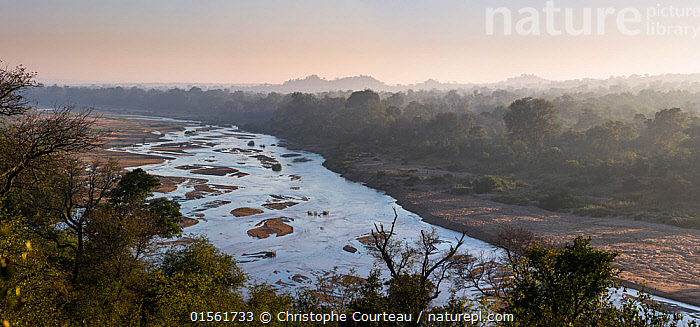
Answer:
87, 114, 700, 309
310, 147, 700, 308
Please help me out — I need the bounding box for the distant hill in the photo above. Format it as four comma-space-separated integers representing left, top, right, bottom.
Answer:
41, 73, 700, 94
276, 75, 387, 93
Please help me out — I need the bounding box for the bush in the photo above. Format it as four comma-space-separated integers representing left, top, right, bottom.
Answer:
375, 170, 389, 178
497, 193, 530, 206
271, 163, 282, 171
473, 175, 513, 193
247, 140, 255, 146
452, 185, 472, 195
539, 190, 575, 211
574, 205, 614, 217
404, 176, 421, 186
427, 174, 453, 185
446, 162, 465, 172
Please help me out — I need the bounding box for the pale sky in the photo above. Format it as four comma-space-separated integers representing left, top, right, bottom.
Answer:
1, 0, 699, 84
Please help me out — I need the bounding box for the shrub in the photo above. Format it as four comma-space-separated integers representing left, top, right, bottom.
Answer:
473, 175, 513, 193
574, 205, 613, 217
427, 174, 453, 185
451, 185, 472, 195
446, 162, 465, 172
497, 193, 530, 206
271, 163, 282, 171
404, 176, 421, 186
247, 140, 255, 146
539, 190, 575, 211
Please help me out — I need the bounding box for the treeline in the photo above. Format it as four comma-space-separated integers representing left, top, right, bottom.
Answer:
270, 89, 700, 228
26, 85, 285, 123
23, 82, 700, 226
26, 83, 700, 125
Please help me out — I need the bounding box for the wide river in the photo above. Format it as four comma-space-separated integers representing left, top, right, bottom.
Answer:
117, 116, 699, 322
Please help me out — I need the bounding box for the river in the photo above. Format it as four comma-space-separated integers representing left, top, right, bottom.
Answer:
114, 116, 699, 323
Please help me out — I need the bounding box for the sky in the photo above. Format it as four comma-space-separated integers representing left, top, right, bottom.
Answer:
1, 0, 700, 85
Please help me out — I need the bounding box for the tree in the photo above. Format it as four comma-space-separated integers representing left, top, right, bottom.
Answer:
504, 237, 618, 326
573, 108, 603, 131
504, 98, 560, 154
460, 235, 684, 327
585, 121, 637, 160
0, 210, 67, 326
0, 62, 37, 116
109, 168, 161, 204
341, 89, 387, 141
645, 108, 692, 156
358, 209, 466, 321
26, 157, 120, 283
0, 62, 101, 197
0, 106, 101, 196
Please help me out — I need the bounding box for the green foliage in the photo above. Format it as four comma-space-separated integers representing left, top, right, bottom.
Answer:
504, 237, 619, 326
501, 236, 685, 326
146, 197, 184, 238
573, 205, 614, 218
451, 184, 472, 195
425, 295, 492, 327
160, 237, 245, 290
496, 193, 530, 206
427, 173, 453, 185
141, 238, 248, 326
0, 213, 67, 327
271, 163, 282, 171
504, 97, 561, 151
538, 190, 575, 211
473, 175, 513, 193
110, 168, 161, 204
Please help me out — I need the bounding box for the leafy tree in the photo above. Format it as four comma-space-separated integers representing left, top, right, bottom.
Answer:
0, 206, 67, 327
504, 98, 560, 154
110, 168, 161, 204
141, 238, 247, 326
473, 175, 512, 194
645, 108, 692, 156
585, 121, 637, 160
573, 108, 603, 131
160, 237, 244, 289
538, 190, 575, 211
500, 237, 683, 327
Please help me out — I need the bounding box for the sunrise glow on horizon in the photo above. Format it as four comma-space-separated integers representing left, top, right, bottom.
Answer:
2, 0, 700, 85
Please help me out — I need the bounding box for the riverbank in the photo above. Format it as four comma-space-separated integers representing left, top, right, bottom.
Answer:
89, 113, 700, 312
279, 140, 700, 310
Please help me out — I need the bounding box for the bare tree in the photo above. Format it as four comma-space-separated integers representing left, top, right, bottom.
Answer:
0, 62, 37, 116
371, 208, 466, 300
453, 225, 539, 300
0, 106, 102, 196
30, 157, 120, 282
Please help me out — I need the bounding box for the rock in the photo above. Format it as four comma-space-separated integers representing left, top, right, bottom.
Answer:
343, 245, 358, 253
262, 201, 299, 210
247, 218, 294, 238
230, 207, 264, 217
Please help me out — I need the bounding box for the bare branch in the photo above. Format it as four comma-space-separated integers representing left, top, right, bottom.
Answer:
0, 62, 38, 116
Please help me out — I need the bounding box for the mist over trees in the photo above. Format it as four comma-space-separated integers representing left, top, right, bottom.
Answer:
5, 64, 700, 325
25, 79, 700, 228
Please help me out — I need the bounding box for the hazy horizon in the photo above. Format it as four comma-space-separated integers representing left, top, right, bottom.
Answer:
2, 0, 700, 85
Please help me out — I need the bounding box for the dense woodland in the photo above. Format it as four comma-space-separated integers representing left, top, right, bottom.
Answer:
1, 64, 697, 326
30, 81, 700, 228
